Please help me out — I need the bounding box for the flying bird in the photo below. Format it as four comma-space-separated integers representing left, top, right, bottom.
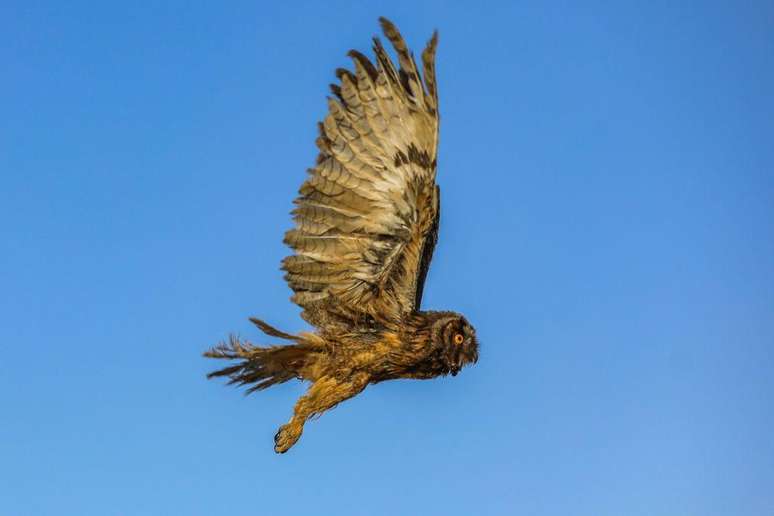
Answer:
205, 17, 478, 453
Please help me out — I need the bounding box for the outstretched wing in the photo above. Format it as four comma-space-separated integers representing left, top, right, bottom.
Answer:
282, 18, 441, 331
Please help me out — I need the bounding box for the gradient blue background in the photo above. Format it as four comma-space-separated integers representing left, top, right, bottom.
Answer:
2, 2, 773, 515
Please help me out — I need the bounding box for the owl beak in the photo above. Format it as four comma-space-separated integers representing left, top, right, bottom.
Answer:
450, 356, 463, 376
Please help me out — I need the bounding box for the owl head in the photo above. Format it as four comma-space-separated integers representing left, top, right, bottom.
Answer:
432, 313, 478, 376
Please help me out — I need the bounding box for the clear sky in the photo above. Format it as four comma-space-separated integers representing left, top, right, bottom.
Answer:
2, 1, 773, 515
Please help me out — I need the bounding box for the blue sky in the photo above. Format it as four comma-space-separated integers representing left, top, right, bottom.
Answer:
2, 1, 773, 515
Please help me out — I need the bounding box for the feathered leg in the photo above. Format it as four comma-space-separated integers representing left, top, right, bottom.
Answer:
274, 373, 369, 453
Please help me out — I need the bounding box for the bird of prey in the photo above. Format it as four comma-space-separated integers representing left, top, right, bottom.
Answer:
205, 17, 479, 453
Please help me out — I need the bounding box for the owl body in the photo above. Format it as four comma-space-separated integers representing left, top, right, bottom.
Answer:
278, 311, 477, 385
205, 18, 478, 453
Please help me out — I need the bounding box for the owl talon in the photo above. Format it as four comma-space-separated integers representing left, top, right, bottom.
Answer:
274, 423, 302, 453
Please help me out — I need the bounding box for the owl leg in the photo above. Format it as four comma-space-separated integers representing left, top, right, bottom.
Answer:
274, 373, 369, 453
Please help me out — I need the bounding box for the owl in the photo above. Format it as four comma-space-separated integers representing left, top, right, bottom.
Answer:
205, 17, 478, 453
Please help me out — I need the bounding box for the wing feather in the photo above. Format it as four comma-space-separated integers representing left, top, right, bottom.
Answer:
283, 18, 441, 330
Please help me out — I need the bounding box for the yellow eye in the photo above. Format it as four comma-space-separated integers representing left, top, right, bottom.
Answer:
453, 333, 464, 345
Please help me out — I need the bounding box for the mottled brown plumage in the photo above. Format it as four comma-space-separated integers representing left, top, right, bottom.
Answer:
205, 17, 478, 453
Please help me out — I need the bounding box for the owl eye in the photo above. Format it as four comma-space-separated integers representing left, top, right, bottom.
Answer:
453, 333, 464, 345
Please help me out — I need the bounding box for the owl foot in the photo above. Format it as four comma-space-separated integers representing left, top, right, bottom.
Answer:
274, 422, 303, 453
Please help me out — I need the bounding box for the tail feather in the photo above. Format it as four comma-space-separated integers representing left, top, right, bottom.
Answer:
248, 317, 296, 340
204, 318, 315, 394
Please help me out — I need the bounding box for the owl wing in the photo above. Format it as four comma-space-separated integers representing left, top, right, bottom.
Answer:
282, 18, 441, 331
